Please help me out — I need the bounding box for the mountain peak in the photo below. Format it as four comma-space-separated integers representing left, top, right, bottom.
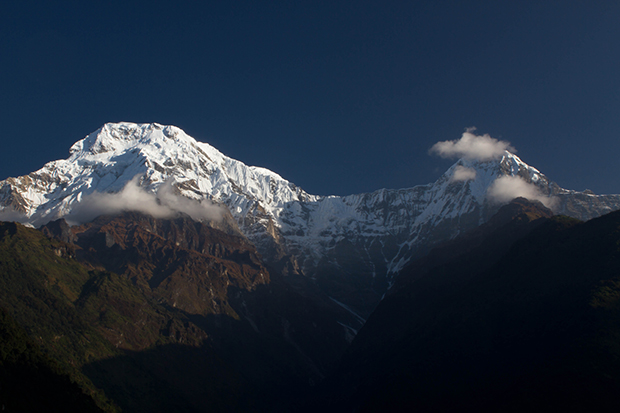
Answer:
1, 122, 314, 227
69, 122, 198, 157
452, 150, 539, 176
435, 151, 549, 206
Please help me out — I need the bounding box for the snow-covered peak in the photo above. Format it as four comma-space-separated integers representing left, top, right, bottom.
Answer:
0, 122, 315, 226
431, 151, 549, 204
68, 122, 225, 167
444, 151, 542, 181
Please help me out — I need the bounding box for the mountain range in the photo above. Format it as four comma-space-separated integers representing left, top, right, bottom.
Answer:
2, 122, 620, 321
1, 122, 620, 411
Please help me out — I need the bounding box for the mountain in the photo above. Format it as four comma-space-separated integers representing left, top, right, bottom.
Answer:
1, 122, 620, 321
3, 120, 620, 412
318, 200, 620, 412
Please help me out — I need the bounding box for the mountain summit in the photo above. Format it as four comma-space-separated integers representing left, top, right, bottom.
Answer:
1, 122, 619, 317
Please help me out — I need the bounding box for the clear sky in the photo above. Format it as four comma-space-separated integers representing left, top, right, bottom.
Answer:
1, 1, 619, 196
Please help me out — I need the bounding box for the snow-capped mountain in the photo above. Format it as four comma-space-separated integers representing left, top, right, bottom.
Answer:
1, 122, 619, 317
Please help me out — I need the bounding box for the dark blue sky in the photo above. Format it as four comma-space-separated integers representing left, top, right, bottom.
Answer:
2, 1, 619, 196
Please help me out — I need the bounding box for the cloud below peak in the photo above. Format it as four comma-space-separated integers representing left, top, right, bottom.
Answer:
430, 130, 515, 161
66, 177, 224, 225
451, 165, 477, 182
486, 176, 557, 209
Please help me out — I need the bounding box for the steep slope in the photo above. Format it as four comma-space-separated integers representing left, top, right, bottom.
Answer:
68, 211, 270, 320
1, 122, 619, 319
320, 203, 620, 412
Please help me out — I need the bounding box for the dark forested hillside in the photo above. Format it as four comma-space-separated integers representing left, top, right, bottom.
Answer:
320, 200, 620, 412
0, 307, 105, 412
0, 216, 350, 412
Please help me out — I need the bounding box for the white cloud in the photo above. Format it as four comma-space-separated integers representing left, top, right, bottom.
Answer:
0, 209, 29, 224
451, 165, 477, 182
155, 180, 225, 222
430, 129, 515, 161
67, 176, 224, 225
487, 176, 557, 209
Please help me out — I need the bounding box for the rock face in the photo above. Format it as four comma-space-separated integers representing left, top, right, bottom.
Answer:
66, 211, 270, 320
2, 122, 620, 318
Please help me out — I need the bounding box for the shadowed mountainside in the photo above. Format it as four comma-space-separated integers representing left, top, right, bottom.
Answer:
319, 199, 620, 412
0, 307, 105, 412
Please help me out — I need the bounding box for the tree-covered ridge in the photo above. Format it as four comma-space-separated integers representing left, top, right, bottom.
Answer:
0, 306, 105, 412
